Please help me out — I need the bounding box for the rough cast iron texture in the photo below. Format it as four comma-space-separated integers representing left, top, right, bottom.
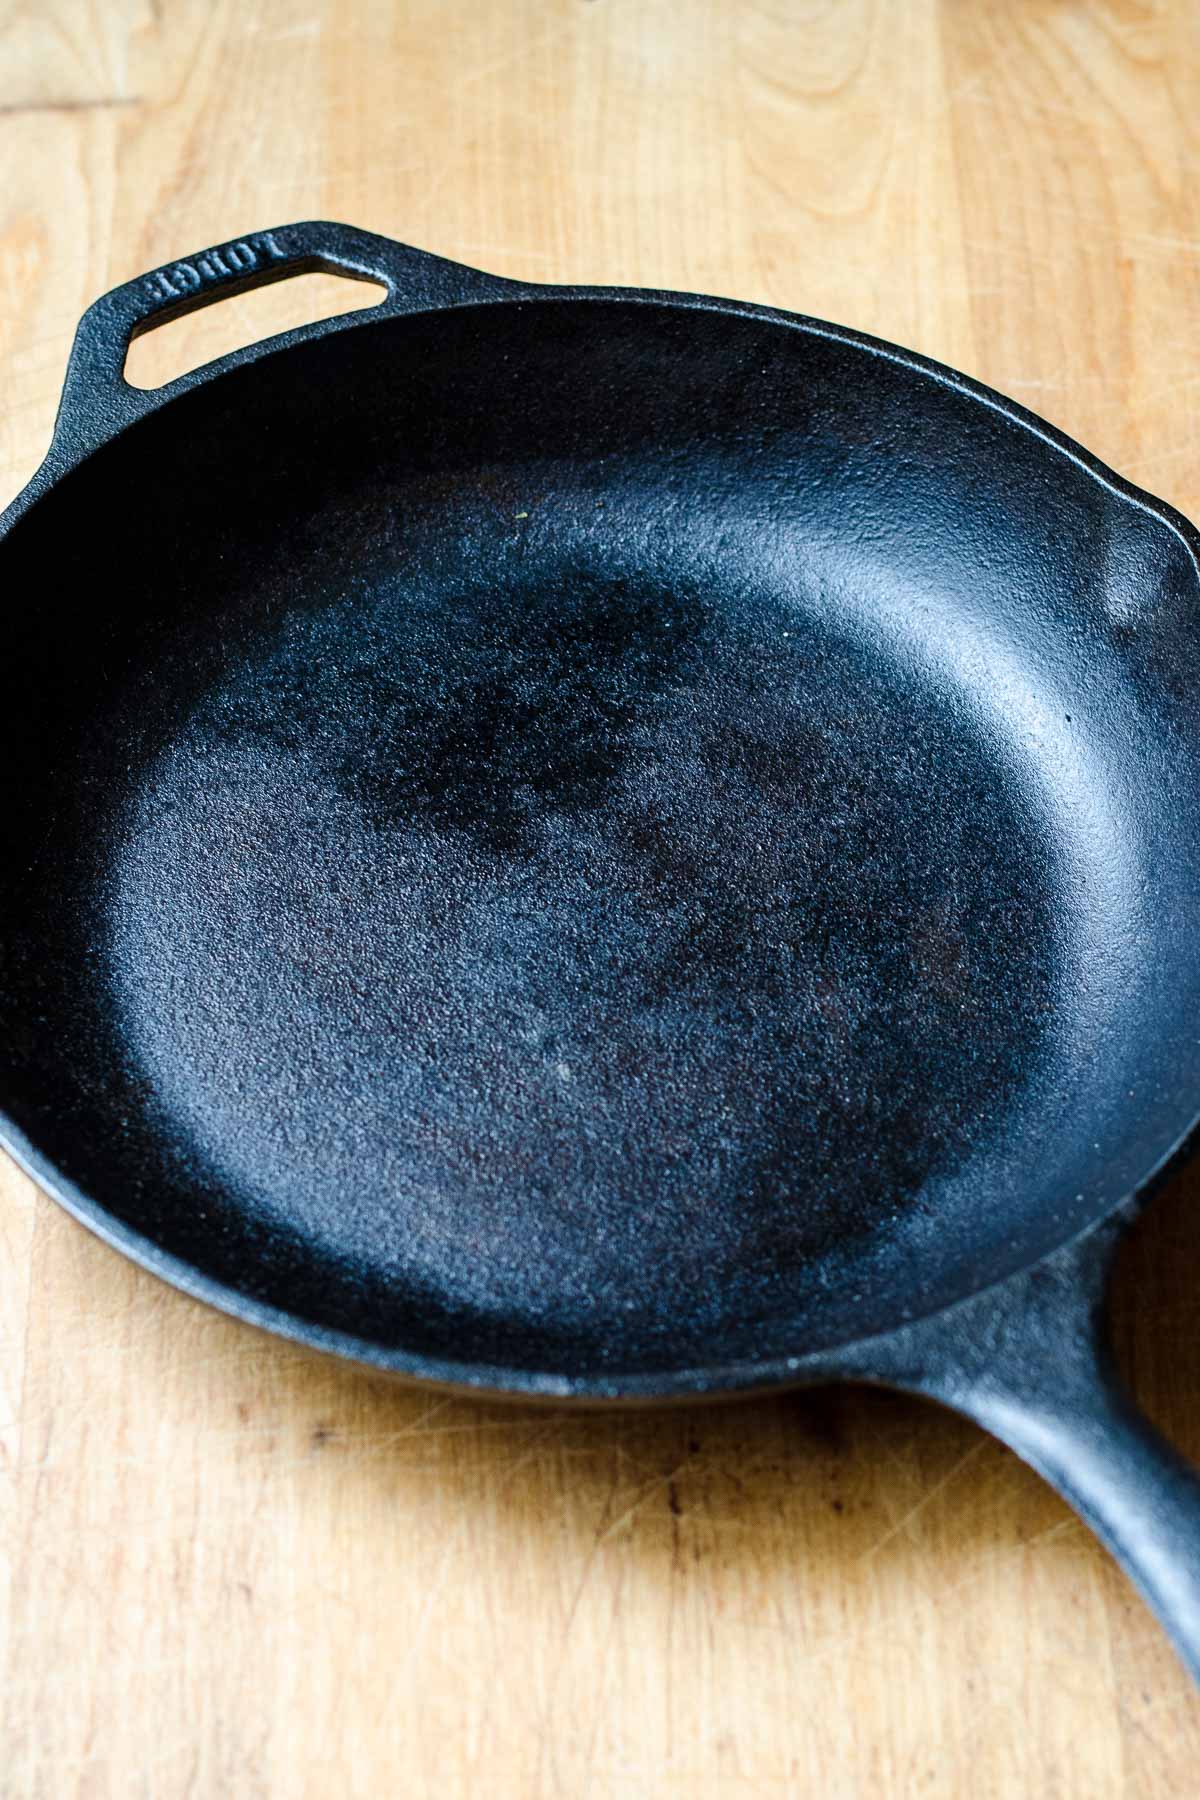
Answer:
1, 223, 1198, 1677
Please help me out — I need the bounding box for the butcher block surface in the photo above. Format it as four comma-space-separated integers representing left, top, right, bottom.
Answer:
1, 2, 1199, 1793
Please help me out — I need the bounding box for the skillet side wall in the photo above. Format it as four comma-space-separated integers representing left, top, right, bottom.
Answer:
1, 299, 1199, 1380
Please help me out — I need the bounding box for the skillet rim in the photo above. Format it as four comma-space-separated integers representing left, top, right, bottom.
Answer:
2, 275, 1200, 1401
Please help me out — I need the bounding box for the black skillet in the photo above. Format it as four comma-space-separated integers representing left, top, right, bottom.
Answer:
2, 221, 1200, 1681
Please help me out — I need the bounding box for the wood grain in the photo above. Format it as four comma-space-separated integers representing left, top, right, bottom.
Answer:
2, 1, 1200, 1792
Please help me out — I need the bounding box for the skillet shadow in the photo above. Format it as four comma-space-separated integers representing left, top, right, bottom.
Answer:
1109, 1153, 1200, 1465
265, 1155, 1200, 1632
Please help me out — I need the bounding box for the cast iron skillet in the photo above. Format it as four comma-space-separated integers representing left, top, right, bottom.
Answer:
3, 222, 1200, 1681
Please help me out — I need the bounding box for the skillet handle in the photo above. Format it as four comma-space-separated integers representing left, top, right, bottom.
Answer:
846, 1215, 1200, 1685
48, 220, 518, 459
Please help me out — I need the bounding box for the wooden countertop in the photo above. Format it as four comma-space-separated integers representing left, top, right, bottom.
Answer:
2, 2, 1199, 1792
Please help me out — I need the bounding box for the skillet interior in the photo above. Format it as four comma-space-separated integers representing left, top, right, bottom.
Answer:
2, 298, 1200, 1384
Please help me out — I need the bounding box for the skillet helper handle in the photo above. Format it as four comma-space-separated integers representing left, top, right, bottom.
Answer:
850, 1218, 1200, 1685
50, 220, 513, 456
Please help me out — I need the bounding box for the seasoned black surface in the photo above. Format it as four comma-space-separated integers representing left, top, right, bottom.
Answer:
3, 298, 1200, 1376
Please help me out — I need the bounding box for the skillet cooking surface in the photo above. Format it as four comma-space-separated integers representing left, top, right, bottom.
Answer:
4, 298, 1200, 1380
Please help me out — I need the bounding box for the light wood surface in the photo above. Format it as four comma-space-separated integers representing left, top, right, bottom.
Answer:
3, 2, 1200, 1793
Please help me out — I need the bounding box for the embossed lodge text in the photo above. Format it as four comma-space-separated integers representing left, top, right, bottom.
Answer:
142, 231, 288, 303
